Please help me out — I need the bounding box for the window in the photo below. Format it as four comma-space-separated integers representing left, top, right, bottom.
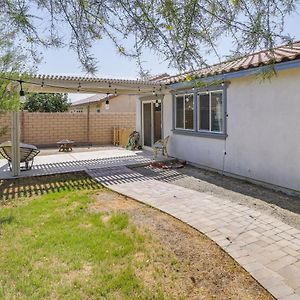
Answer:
173, 88, 226, 138
198, 91, 223, 133
175, 94, 194, 130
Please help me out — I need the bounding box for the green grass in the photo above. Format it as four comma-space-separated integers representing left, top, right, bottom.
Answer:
0, 185, 159, 299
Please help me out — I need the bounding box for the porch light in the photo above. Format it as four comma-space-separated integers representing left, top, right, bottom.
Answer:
155, 95, 159, 107
105, 93, 110, 110
19, 81, 26, 103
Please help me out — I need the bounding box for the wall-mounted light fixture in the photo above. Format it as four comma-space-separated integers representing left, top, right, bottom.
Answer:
105, 93, 110, 110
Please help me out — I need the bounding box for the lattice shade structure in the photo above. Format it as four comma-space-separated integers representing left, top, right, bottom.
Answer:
21, 74, 167, 95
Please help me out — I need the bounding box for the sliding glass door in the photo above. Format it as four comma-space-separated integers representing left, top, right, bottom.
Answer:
142, 101, 162, 147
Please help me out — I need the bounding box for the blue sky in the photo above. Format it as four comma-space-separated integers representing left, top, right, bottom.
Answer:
36, 7, 300, 102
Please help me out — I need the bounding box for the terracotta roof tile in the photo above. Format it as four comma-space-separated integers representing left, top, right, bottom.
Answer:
163, 41, 300, 84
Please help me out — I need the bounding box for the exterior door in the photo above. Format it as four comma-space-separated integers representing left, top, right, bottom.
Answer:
142, 101, 162, 147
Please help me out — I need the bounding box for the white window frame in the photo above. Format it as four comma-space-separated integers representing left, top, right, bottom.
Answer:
198, 90, 224, 133
175, 93, 195, 131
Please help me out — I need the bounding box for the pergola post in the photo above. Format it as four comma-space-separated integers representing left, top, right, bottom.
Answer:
11, 109, 20, 176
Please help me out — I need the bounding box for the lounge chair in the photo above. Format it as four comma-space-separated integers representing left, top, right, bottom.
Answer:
0, 141, 40, 171
153, 136, 169, 158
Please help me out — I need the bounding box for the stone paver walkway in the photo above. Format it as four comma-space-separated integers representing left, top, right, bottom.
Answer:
88, 166, 300, 300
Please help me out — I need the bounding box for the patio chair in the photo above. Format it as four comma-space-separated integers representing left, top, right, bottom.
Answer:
0, 141, 40, 171
153, 136, 170, 158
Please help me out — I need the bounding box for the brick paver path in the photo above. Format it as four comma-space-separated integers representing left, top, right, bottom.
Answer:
88, 166, 300, 300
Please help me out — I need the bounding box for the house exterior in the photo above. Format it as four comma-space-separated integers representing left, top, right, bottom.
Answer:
69, 94, 136, 113
136, 41, 300, 193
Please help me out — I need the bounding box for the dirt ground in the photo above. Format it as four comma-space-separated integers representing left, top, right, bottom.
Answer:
92, 189, 273, 299
132, 165, 300, 230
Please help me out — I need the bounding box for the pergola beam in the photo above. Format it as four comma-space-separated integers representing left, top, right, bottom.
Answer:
24, 75, 166, 95
10, 74, 168, 176
11, 110, 20, 176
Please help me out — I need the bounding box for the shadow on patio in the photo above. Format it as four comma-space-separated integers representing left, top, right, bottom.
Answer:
0, 147, 156, 179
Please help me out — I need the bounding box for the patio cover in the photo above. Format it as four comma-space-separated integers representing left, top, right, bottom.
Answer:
9, 74, 167, 176
24, 74, 166, 95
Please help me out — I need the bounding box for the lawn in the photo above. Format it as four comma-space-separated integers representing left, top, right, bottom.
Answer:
0, 175, 153, 299
0, 173, 272, 299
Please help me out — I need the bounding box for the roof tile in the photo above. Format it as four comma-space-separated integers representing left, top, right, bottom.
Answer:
163, 41, 300, 84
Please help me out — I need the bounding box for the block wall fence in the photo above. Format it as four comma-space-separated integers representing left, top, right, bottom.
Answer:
0, 111, 135, 146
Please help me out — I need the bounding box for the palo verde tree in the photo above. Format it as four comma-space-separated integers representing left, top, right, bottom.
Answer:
0, 15, 31, 137
0, 0, 298, 75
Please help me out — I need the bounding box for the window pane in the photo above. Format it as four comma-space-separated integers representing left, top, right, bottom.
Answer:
211, 92, 223, 132
199, 94, 209, 130
184, 94, 194, 129
176, 96, 184, 128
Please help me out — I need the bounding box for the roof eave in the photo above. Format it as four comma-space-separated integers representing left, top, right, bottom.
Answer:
168, 59, 300, 89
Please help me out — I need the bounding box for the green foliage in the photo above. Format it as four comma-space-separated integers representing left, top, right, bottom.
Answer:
0, 18, 32, 135
24, 93, 70, 112
0, 0, 297, 73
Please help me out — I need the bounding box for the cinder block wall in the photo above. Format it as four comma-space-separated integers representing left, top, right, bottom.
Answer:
89, 113, 136, 144
0, 111, 135, 146
0, 113, 11, 142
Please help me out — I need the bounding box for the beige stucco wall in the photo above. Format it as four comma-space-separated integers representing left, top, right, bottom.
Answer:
137, 67, 300, 192
70, 94, 136, 113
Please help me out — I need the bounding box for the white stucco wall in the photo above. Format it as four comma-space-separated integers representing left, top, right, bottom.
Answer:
162, 94, 173, 138
135, 98, 142, 133
224, 68, 300, 191
137, 67, 300, 192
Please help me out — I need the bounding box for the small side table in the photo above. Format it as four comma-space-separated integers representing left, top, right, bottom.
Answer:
57, 140, 74, 152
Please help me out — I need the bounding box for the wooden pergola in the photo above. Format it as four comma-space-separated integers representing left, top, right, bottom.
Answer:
10, 74, 167, 176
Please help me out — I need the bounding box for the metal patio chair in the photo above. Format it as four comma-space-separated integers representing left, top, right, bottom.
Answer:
0, 141, 40, 171
153, 135, 170, 158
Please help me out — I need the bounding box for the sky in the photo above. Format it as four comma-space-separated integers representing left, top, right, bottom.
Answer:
36, 6, 300, 102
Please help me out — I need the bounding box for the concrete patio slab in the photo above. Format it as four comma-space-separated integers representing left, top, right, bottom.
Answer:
0, 146, 167, 179
88, 166, 300, 300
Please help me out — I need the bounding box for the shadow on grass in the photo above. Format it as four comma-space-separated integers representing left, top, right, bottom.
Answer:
0, 215, 14, 225
0, 171, 102, 202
